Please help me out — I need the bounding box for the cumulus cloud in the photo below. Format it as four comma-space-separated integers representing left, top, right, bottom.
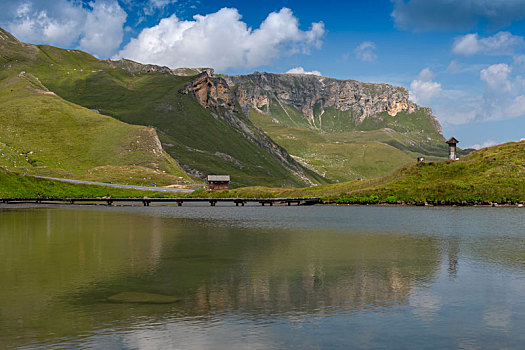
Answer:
354, 41, 377, 62
480, 64, 512, 94
286, 67, 322, 76
392, 0, 525, 31
409, 68, 442, 104
78, 2, 128, 57
453, 32, 524, 56
116, 7, 325, 71
432, 62, 525, 125
1, 0, 126, 58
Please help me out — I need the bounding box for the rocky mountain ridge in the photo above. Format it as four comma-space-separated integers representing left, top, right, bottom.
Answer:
95, 56, 443, 137
223, 72, 442, 134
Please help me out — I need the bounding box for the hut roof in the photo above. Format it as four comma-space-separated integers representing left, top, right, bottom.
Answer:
207, 175, 230, 182
446, 137, 459, 144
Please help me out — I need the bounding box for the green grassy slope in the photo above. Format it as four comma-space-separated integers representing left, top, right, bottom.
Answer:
209, 141, 525, 204
250, 107, 447, 181
0, 70, 192, 186
0, 168, 180, 198
0, 28, 326, 188
0, 29, 194, 186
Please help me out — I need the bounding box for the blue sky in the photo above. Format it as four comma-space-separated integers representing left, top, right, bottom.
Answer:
2, 0, 525, 148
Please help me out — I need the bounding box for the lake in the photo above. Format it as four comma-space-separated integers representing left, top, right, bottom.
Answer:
1, 205, 524, 349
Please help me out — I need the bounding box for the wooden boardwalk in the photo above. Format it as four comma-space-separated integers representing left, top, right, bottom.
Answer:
1, 197, 321, 207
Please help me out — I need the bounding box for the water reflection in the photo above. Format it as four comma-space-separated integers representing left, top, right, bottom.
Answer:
1, 206, 525, 349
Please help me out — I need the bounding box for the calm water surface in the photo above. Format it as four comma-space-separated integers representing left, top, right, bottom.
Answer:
1, 205, 525, 349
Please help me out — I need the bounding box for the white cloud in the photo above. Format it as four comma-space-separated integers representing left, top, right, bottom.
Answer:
79, 2, 127, 57
432, 89, 482, 125
445, 60, 488, 74
469, 140, 497, 150
411, 59, 525, 126
480, 64, 512, 93
354, 41, 377, 62
435, 62, 525, 125
453, 32, 524, 56
1, 0, 126, 58
410, 80, 442, 104
286, 67, 322, 76
416, 67, 435, 81
392, 0, 525, 31
409, 68, 442, 104
116, 7, 325, 71
446, 60, 462, 74
504, 95, 525, 118
149, 0, 177, 8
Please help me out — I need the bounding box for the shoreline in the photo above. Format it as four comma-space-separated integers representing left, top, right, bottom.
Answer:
1, 201, 524, 209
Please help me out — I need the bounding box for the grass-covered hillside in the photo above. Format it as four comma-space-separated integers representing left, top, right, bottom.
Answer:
249, 104, 457, 182
0, 28, 194, 186
250, 108, 448, 181
0, 28, 325, 188
0, 168, 178, 198
212, 141, 525, 204
0, 70, 193, 186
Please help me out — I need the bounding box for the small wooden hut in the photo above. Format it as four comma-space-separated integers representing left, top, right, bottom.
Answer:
446, 137, 459, 160
207, 175, 230, 190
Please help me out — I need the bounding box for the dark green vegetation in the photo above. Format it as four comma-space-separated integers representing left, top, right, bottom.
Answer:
207, 141, 525, 204
0, 28, 324, 188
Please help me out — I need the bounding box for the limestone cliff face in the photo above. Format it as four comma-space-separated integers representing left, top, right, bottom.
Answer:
223, 72, 442, 134
181, 72, 238, 113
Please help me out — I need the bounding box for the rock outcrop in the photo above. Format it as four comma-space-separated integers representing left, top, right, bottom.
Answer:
223, 72, 442, 134
181, 72, 238, 113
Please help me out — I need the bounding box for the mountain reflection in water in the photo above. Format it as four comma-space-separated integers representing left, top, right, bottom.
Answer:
1, 206, 524, 349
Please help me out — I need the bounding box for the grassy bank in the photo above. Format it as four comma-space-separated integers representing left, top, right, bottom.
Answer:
2, 141, 523, 204
197, 141, 525, 205
0, 169, 183, 198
